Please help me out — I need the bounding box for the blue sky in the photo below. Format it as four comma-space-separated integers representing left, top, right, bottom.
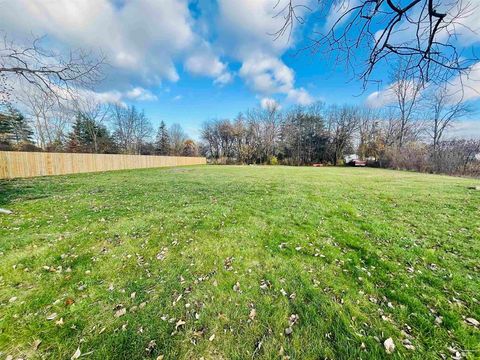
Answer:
1, 0, 479, 138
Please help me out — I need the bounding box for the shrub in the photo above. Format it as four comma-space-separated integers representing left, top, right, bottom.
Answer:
267, 155, 278, 165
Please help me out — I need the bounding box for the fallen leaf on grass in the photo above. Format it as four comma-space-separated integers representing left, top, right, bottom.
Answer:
260, 279, 271, 290
145, 340, 156, 355
224, 257, 234, 271
384, 337, 395, 354
288, 314, 299, 326
71, 347, 81, 360
46, 313, 58, 320
56, 318, 64, 326
33, 339, 42, 350
115, 308, 127, 317
249, 308, 257, 321
465, 317, 479, 327
175, 319, 186, 330
65, 298, 75, 306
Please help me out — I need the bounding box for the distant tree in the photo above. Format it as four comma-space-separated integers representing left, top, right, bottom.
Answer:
435, 139, 480, 175
0, 107, 34, 149
74, 97, 111, 153
357, 108, 382, 160
155, 121, 170, 155
280, 107, 324, 165
112, 105, 153, 154
389, 59, 424, 148
0, 110, 13, 149
424, 84, 470, 171
169, 123, 187, 156
9, 109, 34, 144
182, 139, 198, 157
18, 88, 72, 149
201, 120, 221, 159
325, 105, 359, 165
66, 113, 115, 153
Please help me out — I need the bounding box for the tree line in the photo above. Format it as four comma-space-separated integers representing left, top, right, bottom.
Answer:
0, 103, 199, 157
200, 97, 480, 177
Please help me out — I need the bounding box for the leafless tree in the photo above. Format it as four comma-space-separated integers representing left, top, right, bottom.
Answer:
389, 59, 425, 148
0, 34, 104, 106
425, 83, 470, 152
112, 105, 152, 154
325, 104, 359, 164
357, 107, 382, 159
17, 86, 73, 149
169, 123, 188, 156
231, 113, 251, 163
201, 120, 221, 159
247, 104, 282, 161
274, 0, 477, 86
435, 138, 480, 175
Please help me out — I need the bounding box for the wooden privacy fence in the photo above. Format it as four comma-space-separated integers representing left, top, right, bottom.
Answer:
0, 151, 206, 179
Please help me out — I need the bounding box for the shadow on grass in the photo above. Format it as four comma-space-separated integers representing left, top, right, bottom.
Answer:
0, 178, 51, 207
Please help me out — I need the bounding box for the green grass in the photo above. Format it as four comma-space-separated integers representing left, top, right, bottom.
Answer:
0, 165, 479, 359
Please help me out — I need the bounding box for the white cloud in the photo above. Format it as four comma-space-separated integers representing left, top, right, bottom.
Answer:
0, 0, 314, 105
366, 88, 397, 108
324, 0, 360, 31
0, 0, 209, 87
367, 61, 480, 108
366, 80, 422, 108
214, 72, 234, 86
184, 46, 232, 85
185, 54, 224, 77
446, 120, 480, 139
125, 87, 158, 101
217, 0, 314, 102
217, 0, 295, 57
90, 90, 123, 104
239, 54, 294, 94
286, 88, 314, 105
77, 87, 157, 106
260, 97, 281, 110
445, 62, 480, 103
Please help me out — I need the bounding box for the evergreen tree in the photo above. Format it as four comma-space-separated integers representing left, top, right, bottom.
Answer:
155, 120, 170, 155
66, 113, 116, 153
0, 113, 13, 142
0, 107, 34, 149
10, 109, 34, 144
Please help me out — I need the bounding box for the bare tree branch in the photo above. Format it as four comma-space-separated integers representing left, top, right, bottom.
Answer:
275, 0, 478, 86
0, 34, 105, 106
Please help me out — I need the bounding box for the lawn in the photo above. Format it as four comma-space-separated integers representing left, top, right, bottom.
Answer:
0, 165, 479, 359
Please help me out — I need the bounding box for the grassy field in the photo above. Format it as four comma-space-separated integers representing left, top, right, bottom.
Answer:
0, 166, 479, 359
